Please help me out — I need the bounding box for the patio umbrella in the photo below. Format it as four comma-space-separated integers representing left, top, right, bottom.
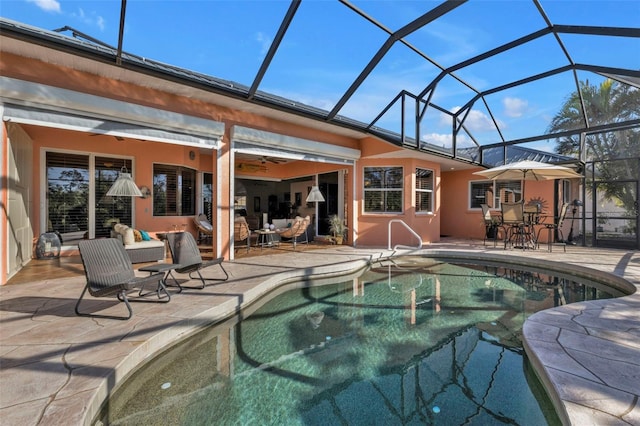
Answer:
473, 160, 582, 201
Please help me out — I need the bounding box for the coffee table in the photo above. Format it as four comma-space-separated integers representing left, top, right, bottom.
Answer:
254, 229, 279, 249
139, 263, 183, 293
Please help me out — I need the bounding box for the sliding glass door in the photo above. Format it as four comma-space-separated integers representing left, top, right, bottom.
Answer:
95, 157, 133, 238
45, 151, 133, 244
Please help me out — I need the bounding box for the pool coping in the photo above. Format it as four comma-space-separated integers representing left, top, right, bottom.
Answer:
1, 244, 638, 425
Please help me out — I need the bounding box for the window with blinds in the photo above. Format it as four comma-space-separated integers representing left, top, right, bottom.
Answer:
95, 157, 133, 238
153, 164, 196, 216
363, 166, 403, 213
470, 180, 521, 209
46, 152, 90, 240
415, 168, 434, 213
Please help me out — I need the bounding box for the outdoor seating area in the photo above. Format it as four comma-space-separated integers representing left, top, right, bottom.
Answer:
481, 201, 570, 253
76, 238, 170, 320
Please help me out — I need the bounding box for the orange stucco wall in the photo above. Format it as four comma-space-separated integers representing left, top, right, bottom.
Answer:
441, 168, 562, 242
355, 158, 441, 247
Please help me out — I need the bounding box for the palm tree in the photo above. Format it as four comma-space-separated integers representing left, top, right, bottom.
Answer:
548, 79, 640, 215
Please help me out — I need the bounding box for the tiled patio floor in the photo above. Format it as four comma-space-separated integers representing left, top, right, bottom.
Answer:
1, 239, 638, 425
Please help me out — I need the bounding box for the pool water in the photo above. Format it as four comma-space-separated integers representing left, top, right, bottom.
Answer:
104, 258, 615, 425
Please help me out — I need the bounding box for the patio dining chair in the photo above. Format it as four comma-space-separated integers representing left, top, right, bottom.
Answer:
536, 202, 570, 252
500, 202, 529, 250
165, 232, 229, 289
77, 238, 170, 320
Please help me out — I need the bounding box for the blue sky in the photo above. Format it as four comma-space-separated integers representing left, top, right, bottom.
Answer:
2, 0, 639, 152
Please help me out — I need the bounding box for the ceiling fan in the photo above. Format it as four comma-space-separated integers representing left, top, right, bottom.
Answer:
261, 156, 284, 164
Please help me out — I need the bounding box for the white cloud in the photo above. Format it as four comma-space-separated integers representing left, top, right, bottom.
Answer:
503, 97, 528, 118
255, 32, 271, 57
421, 132, 472, 149
438, 107, 503, 133
96, 16, 105, 31
26, 0, 60, 13
70, 7, 106, 32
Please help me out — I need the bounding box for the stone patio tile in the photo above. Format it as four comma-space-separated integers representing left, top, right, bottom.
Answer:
527, 309, 589, 335
0, 355, 69, 408
0, 343, 69, 369
575, 306, 640, 333
558, 328, 640, 364
587, 328, 640, 349
0, 398, 50, 426
524, 339, 601, 382
522, 321, 559, 343
549, 368, 636, 418
63, 341, 140, 369
563, 400, 629, 426
622, 397, 640, 425
39, 389, 95, 426
567, 348, 640, 395
55, 364, 119, 399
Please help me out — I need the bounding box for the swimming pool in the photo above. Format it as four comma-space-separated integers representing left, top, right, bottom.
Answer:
103, 257, 617, 425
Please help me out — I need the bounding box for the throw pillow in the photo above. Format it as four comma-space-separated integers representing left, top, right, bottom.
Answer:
133, 229, 143, 242
123, 228, 135, 245
139, 230, 151, 241
113, 223, 127, 235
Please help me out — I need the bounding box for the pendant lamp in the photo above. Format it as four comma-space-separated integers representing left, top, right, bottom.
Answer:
106, 166, 143, 197
306, 185, 325, 203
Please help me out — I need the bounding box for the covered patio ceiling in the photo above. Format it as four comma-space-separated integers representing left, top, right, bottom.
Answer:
1, 0, 638, 167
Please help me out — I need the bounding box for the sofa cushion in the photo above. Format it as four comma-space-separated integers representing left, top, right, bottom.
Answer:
271, 219, 290, 230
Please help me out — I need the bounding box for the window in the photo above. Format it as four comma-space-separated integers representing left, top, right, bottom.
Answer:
46, 152, 133, 242
470, 181, 494, 208
153, 164, 196, 216
470, 180, 521, 209
415, 168, 434, 213
95, 157, 132, 238
46, 152, 89, 240
562, 179, 572, 204
202, 172, 213, 222
364, 167, 403, 213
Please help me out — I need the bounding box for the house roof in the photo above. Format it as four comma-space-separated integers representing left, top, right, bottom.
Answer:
1, 1, 638, 167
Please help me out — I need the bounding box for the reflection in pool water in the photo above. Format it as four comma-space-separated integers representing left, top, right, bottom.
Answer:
104, 258, 615, 425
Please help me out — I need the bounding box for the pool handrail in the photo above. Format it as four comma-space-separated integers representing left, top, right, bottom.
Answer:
388, 219, 423, 251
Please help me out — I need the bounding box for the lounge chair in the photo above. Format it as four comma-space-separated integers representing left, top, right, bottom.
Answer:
76, 238, 170, 320
165, 232, 229, 289
276, 215, 310, 250
234, 216, 251, 253
193, 213, 213, 244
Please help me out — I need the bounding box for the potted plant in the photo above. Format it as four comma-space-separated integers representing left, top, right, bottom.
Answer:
328, 215, 347, 244
486, 218, 500, 239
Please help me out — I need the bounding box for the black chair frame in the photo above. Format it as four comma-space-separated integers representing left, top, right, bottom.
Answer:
77, 238, 170, 320
165, 232, 229, 289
